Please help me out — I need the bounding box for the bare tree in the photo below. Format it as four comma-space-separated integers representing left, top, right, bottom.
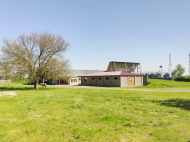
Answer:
1, 31, 70, 89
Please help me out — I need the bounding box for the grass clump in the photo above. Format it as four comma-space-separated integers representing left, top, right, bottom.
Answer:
131, 79, 190, 89
173, 76, 190, 79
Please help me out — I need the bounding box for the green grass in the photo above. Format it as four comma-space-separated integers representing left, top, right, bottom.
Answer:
0, 83, 190, 141
127, 79, 190, 89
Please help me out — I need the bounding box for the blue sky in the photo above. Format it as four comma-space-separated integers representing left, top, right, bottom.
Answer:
0, 0, 190, 74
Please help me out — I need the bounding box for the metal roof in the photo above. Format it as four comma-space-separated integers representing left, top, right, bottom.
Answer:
79, 71, 143, 77
70, 69, 105, 76
109, 61, 140, 64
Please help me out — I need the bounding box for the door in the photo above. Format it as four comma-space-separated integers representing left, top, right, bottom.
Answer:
129, 77, 135, 85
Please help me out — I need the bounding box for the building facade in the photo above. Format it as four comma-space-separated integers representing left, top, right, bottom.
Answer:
46, 69, 104, 85
79, 71, 143, 87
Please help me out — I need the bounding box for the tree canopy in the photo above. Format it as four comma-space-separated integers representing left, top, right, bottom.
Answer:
172, 64, 185, 77
1, 31, 70, 89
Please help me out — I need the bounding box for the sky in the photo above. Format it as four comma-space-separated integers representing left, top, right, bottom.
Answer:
0, 0, 190, 75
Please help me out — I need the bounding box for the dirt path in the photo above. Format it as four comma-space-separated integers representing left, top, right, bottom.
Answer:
51, 85, 190, 92
0, 91, 18, 96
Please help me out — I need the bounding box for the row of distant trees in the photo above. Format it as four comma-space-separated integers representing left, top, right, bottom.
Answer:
0, 31, 71, 89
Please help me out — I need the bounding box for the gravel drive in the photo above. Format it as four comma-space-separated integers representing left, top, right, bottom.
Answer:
52, 85, 190, 92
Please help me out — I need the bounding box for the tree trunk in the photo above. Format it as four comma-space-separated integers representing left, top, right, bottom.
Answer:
34, 81, 38, 89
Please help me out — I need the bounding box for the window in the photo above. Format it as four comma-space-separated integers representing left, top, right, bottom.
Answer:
98, 77, 102, 80
106, 77, 109, 80
92, 77, 95, 80
85, 77, 87, 81
71, 79, 77, 82
114, 77, 118, 80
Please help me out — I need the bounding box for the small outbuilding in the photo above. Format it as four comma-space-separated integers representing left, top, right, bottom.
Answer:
79, 71, 143, 87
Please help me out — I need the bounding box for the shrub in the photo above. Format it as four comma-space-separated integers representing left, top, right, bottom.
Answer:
12, 77, 29, 84
173, 76, 190, 80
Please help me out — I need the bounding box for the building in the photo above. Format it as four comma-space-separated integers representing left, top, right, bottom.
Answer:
46, 69, 105, 85
79, 71, 143, 87
69, 69, 104, 85
107, 61, 141, 73
37, 61, 143, 86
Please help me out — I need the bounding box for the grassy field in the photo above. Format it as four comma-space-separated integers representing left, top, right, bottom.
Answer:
0, 83, 190, 141
127, 79, 190, 89
77, 79, 190, 90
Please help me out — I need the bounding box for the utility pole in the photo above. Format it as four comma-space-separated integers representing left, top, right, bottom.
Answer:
168, 54, 172, 74
189, 54, 190, 76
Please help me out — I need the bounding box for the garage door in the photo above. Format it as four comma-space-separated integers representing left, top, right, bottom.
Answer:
129, 77, 135, 85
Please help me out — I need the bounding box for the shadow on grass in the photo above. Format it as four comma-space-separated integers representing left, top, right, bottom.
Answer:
0, 85, 58, 91
73, 85, 120, 88
0, 87, 33, 91
153, 99, 190, 110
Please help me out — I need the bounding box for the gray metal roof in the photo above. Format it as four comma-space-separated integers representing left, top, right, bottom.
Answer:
70, 69, 105, 77
110, 61, 140, 64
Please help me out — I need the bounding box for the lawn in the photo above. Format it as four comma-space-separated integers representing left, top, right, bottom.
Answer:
126, 79, 190, 89
0, 83, 190, 141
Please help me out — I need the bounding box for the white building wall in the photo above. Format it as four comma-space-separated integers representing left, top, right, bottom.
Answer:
69, 77, 79, 85
120, 76, 129, 87
135, 76, 142, 86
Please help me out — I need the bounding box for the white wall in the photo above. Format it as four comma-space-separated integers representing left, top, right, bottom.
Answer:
120, 76, 128, 87
69, 77, 79, 85
135, 76, 142, 86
